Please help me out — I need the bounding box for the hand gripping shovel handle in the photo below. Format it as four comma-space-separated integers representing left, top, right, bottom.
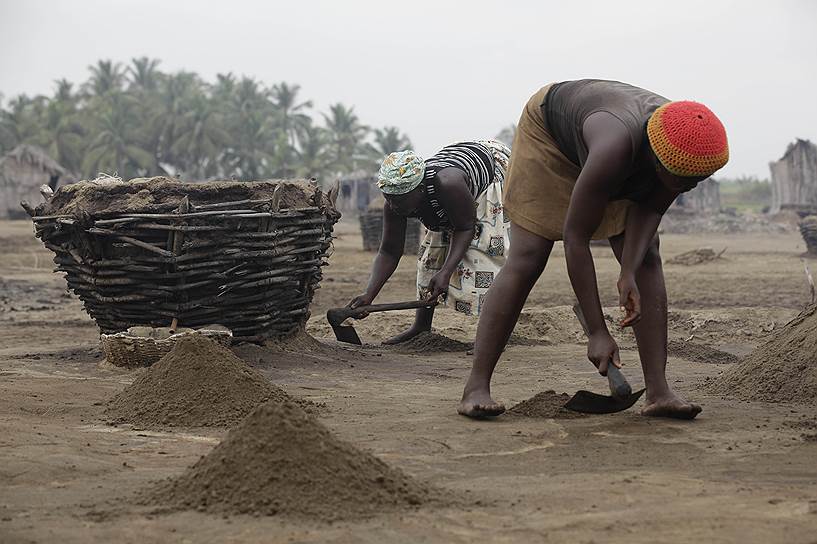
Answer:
327, 299, 439, 345
327, 299, 438, 327
572, 302, 633, 399
606, 364, 632, 399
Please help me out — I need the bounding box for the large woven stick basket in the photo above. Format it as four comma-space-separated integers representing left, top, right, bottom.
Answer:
24, 176, 340, 343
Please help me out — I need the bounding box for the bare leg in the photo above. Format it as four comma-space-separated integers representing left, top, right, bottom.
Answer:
382, 306, 435, 344
608, 234, 702, 419
458, 224, 554, 418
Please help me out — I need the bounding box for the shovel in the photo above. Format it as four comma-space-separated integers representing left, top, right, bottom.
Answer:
327, 300, 437, 345
563, 303, 646, 414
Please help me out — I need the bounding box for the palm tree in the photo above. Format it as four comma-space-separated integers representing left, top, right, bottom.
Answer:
230, 77, 270, 118
171, 94, 230, 179
295, 123, 330, 180
82, 92, 153, 177
150, 71, 201, 170
36, 80, 84, 172
54, 79, 75, 104
128, 57, 161, 92
219, 77, 278, 179
222, 115, 275, 180
322, 103, 369, 175
0, 56, 421, 184
0, 95, 43, 152
212, 73, 236, 104
0, 96, 26, 151
372, 126, 412, 155
271, 83, 312, 144
84, 60, 125, 98
270, 82, 313, 177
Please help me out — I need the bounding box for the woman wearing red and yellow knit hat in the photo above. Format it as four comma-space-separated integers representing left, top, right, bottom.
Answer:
459, 79, 728, 420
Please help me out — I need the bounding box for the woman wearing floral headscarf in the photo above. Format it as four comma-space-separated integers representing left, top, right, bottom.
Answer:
348, 140, 511, 344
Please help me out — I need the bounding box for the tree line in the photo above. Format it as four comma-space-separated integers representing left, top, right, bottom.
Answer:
0, 58, 413, 183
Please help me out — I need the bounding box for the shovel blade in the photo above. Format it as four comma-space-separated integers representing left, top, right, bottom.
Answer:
332, 323, 362, 345
326, 308, 362, 345
563, 388, 645, 414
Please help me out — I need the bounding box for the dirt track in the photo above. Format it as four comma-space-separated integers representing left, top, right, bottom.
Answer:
1, 219, 817, 543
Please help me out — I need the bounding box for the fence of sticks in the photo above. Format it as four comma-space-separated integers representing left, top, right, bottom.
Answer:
24, 176, 340, 343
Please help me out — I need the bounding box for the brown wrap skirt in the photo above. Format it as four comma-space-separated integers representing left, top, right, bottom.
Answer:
502, 84, 631, 240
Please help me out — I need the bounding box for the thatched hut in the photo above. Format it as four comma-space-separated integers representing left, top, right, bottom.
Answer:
671, 178, 721, 212
0, 145, 72, 219
769, 139, 817, 214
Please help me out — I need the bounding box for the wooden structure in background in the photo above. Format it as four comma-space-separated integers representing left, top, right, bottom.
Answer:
770, 139, 817, 214
672, 178, 721, 212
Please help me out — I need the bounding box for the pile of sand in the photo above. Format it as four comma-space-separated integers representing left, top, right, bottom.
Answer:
509, 306, 635, 346
667, 339, 739, 365
105, 336, 305, 428
394, 332, 473, 353
507, 391, 585, 419
706, 305, 817, 404
666, 307, 794, 344
261, 328, 346, 355
140, 400, 436, 520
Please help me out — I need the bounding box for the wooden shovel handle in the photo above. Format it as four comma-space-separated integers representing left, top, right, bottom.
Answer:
607, 365, 633, 399
352, 299, 437, 314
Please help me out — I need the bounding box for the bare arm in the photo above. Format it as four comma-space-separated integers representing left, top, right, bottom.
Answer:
350, 203, 407, 307
615, 183, 677, 325
435, 170, 476, 279
620, 186, 676, 276
563, 113, 631, 333
562, 112, 632, 371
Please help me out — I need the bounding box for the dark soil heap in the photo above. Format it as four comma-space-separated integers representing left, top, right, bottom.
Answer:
394, 332, 473, 353
105, 336, 300, 428
707, 305, 817, 404
141, 400, 436, 520
507, 391, 585, 419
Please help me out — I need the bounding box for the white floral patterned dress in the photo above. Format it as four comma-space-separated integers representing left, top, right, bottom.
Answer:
416, 140, 511, 316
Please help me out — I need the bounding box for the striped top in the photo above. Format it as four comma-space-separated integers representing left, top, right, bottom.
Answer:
422, 141, 495, 230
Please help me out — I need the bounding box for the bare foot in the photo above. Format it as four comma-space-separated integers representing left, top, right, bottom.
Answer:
641, 391, 702, 420
382, 326, 428, 345
458, 388, 506, 418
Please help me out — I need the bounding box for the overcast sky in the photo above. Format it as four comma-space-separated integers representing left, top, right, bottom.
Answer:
1, 0, 815, 179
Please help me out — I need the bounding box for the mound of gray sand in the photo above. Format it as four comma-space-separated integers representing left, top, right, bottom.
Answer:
140, 400, 437, 520
507, 390, 585, 419
105, 336, 305, 428
706, 305, 817, 404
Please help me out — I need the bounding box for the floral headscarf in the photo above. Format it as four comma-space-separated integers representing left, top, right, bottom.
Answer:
376, 150, 426, 195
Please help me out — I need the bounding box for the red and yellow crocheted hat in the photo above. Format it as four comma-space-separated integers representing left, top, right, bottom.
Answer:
647, 101, 729, 178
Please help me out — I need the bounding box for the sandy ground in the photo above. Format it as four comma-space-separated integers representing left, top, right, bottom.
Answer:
1, 218, 816, 544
